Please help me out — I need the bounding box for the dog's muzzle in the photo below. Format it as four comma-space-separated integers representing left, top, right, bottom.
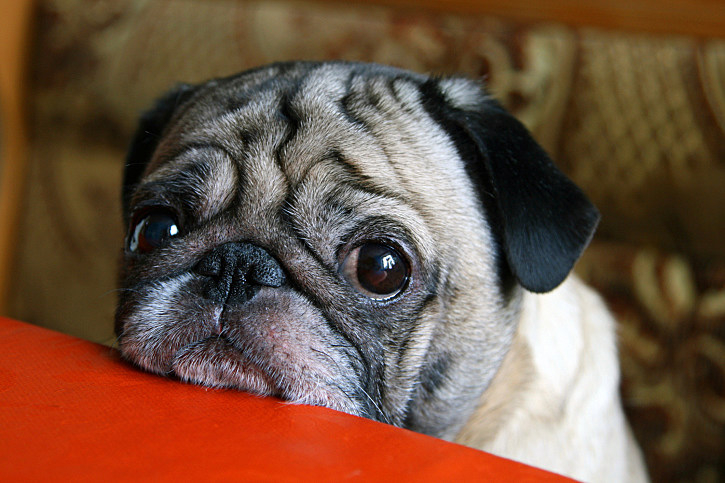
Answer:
193, 242, 287, 305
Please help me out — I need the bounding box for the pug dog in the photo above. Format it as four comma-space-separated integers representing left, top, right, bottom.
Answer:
116, 61, 648, 482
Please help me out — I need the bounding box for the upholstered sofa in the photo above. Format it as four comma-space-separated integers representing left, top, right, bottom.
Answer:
1, 1, 724, 480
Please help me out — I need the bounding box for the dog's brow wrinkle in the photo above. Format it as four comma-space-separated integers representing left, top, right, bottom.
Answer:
270, 90, 304, 187
237, 127, 260, 148
338, 82, 375, 135
156, 141, 234, 168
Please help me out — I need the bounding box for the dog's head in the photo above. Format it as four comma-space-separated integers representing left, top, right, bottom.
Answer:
116, 61, 598, 439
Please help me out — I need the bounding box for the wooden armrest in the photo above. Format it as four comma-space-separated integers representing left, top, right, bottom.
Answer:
0, 0, 34, 314
318, 0, 725, 38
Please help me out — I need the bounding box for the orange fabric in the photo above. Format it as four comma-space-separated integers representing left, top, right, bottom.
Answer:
0, 317, 573, 481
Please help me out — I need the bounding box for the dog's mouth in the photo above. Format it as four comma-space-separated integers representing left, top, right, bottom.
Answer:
118, 283, 367, 417
170, 335, 279, 397
163, 332, 364, 417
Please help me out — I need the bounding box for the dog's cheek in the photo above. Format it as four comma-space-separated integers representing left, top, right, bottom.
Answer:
118, 274, 221, 374
377, 300, 443, 422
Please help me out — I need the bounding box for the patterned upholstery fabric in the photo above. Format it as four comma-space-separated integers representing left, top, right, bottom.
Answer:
11, 1, 725, 480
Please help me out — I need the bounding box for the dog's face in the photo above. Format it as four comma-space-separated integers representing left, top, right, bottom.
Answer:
116, 61, 598, 439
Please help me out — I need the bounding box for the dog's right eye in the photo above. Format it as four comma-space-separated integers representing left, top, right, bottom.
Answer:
128, 210, 181, 254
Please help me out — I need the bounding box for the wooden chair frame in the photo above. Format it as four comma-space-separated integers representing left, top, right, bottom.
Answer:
0, 0, 34, 314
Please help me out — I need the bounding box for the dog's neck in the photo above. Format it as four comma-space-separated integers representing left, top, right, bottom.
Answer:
454, 277, 648, 482
454, 321, 534, 446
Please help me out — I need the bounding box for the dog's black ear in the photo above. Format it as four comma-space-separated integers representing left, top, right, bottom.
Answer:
122, 83, 199, 217
422, 82, 599, 293
466, 99, 600, 293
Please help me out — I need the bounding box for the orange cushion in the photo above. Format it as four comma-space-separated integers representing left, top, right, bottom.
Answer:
0, 317, 572, 481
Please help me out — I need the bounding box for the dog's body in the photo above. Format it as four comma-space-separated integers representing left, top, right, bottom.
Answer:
116, 61, 647, 481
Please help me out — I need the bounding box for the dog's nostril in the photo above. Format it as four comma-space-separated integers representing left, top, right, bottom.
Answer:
193, 242, 286, 304
249, 262, 285, 288
194, 255, 222, 277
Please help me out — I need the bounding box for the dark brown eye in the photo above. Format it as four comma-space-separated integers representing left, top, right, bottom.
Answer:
341, 243, 410, 300
128, 210, 180, 254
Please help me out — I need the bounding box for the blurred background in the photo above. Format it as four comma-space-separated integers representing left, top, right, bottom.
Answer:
1, 0, 724, 481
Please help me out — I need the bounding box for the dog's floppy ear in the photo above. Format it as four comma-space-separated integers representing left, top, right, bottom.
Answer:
122, 83, 199, 217
422, 82, 599, 293
466, 98, 600, 293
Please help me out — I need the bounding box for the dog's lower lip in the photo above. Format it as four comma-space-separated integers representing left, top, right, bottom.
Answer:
171, 336, 279, 395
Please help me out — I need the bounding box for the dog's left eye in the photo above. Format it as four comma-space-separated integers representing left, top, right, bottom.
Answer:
128, 210, 181, 254
340, 243, 410, 300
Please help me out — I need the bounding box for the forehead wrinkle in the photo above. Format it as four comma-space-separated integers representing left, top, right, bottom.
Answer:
185, 98, 278, 157
337, 81, 428, 194
232, 128, 293, 227
234, 65, 396, 198
195, 149, 239, 220
288, 169, 436, 266
342, 76, 476, 222
283, 145, 414, 251
178, 88, 296, 226
278, 111, 397, 199
138, 146, 239, 222
276, 67, 384, 185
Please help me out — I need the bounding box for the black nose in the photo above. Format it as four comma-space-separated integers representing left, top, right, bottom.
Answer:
193, 242, 286, 305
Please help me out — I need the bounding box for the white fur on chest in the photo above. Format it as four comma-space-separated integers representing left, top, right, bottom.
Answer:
458, 277, 648, 482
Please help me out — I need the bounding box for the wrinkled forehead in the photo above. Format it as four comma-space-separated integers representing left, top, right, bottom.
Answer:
158, 64, 428, 148
137, 64, 485, 235
148, 63, 478, 181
